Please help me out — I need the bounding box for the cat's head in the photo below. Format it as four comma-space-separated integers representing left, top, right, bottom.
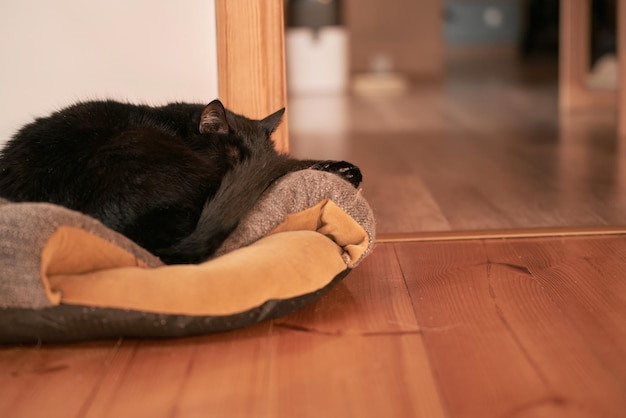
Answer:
198, 99, 284, 152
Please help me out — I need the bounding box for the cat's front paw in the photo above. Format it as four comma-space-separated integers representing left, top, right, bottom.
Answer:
311, 160, 362, 188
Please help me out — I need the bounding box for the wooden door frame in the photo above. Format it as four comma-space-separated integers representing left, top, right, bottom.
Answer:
215, 0, 289, 152
559, 0, 626, 137
617, 0, 626, 138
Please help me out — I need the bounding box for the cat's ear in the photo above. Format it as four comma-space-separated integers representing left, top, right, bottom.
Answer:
260, 108, 285, 136
200, 99, 229, 134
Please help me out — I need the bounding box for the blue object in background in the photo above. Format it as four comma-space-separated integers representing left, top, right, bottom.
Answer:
444, 0, 521, 46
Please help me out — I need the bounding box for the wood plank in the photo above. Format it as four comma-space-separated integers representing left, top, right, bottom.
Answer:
215, 0, 289, 152
290, 77, 626, 232
267, 245, 445, 417
0, 341, 121, 418
290, 129, 451, 234
394, 240, 553, 417
161, 325, 275, 418
504, 236, 626, 383
619, 0, 626, 138
365, 174, 451, 233
397, 130, 561, 230
559, 0, 615, 110
274, 243, 421, 334
439, 85, 622, 227
484, 238, 626, 416
83, 324, 274, 418
85, 332, 445, 418
394, 238, 626, 417
268, 331, 446, 418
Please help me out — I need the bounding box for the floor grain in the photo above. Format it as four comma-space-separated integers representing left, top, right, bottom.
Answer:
3, 236, 625, 418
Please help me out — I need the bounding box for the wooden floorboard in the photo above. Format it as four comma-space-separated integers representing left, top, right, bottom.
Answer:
267, 331, 444, 418
0, 340, 121, 417
2, 236, 625, 418
273, 243, 419, 334
395, 237, 626, 417
504, 238, 626, 383
289, 65, 624, 233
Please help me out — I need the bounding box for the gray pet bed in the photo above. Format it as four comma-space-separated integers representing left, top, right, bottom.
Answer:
0, 170, 375, 343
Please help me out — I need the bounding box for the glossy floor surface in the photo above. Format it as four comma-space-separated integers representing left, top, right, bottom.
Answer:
289, 55, 625, 235
2, 235, 625, 418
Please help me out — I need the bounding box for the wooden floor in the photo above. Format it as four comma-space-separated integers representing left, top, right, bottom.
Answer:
2, 54, 626, 417
1, 236, 625, 417
289, 54, 626, 233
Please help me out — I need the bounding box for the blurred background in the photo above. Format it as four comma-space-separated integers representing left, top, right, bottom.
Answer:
0, 0, 618, 145
284, 0, 616, 96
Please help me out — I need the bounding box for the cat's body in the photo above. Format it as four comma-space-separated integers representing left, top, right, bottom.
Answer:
0, 99, 361, 264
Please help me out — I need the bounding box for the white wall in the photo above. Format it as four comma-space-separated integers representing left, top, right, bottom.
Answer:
0, 0, 219, 146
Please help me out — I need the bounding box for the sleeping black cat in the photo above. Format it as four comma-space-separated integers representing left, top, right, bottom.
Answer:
0, 99, 361, 264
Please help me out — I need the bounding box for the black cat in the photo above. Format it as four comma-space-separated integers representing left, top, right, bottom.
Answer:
0, 99, 361, 264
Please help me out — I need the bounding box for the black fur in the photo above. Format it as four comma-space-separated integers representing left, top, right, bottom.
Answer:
0, 99, 362, 264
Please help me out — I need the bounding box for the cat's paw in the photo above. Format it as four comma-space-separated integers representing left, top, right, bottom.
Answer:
311, 160, 362, 188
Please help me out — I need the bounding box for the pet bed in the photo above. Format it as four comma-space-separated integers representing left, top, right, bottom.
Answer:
0, 170, 375, 344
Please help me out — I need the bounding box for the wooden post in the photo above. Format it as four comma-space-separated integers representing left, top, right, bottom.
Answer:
559, 0, 615, 110
618, 0, 626, 137
559, 0, 588, 110
214, 0, 289, 153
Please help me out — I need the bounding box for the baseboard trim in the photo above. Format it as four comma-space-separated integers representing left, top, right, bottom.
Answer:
376, 226, 626, 243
